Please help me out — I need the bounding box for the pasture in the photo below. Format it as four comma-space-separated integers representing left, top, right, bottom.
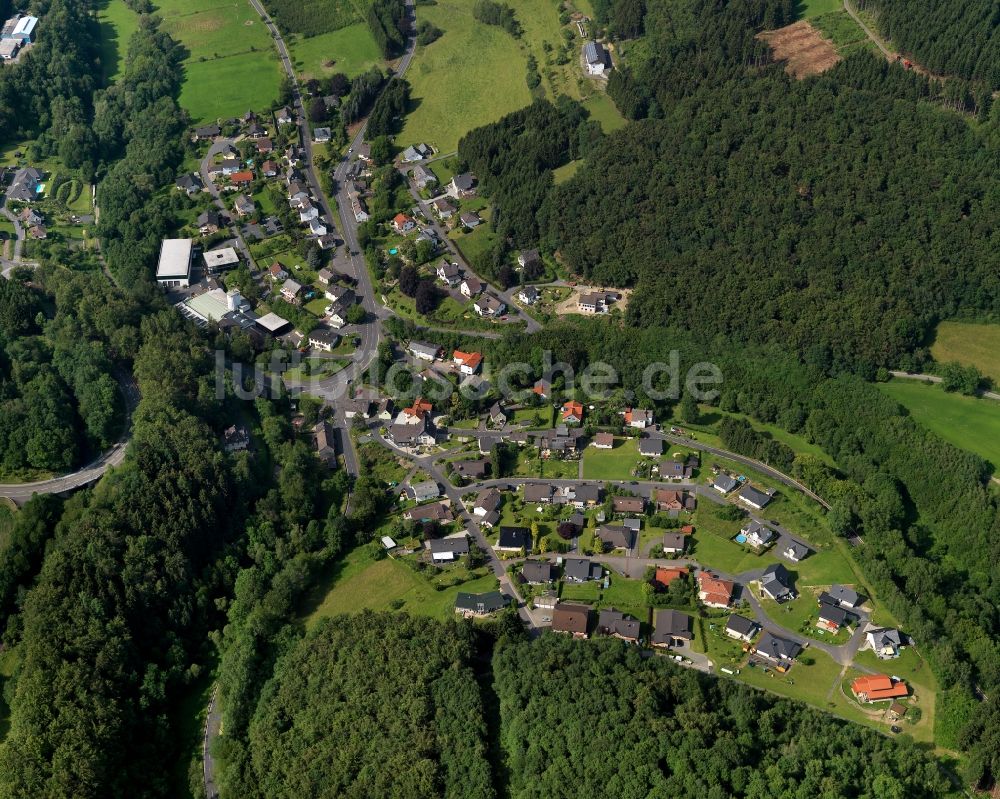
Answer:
157, 0, 283, 123
96, 0, 141, 82
879, 379, 1000, 472
287, 23, 381, 81
930, 321, 1000, 383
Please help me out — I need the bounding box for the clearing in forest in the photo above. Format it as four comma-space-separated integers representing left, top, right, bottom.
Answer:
758, 20, 841, 78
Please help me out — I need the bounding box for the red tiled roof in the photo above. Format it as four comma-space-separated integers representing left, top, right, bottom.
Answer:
851, 675, 909, 701
655, 567, 688, 587
230, 170, 253, 182
453, 350, 483, 370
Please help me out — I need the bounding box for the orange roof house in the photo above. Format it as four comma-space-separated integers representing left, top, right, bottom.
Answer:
851, 675, 909, 703
654, 566, 688, 588
229, 170, 254, 184
561, 400, 584, 423
452, 350, 483, 373
698, 572, 735, 608
392, 212, 415, 233
403, 397, 433, 420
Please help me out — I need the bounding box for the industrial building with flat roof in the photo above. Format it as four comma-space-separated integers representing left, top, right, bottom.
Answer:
2, 15, 38, 42
156, 238, 193, 288
202, 246, 240, 272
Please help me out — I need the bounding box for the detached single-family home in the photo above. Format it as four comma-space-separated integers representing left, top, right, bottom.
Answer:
518, 249, 541, 269
824, 585, 861, 608
233, 193, 255, 217
313, 127, 331, 143
521, 561, 554, 584
192, 124, 221, 141
624, 407, 653, 429
551, 604, 590, 638
738, 485, 773, 510
459, 210, 480, 228
307, 328, 339, 352
651, 609, 693, 648
592, 432, 614, 449
229, 170, 254, 187
392, 212, 416, 234
268, 262, 288, 281
343, 397, 372, 419
222, 425, 250, 453
741, 520, 776, 550
713, 474, 739, 494
612, 496, 644, 514
281, 278, 303, 302
474, 293, 506, 317
584, 40, 609, 75
175, 173, 204, 195
429, 534, 470, 563
412, 165, 438, 189
654, 489, 694, 512
851, 675, 909, 703
496, 526, 531, 552
517, 285, 539, 305
781, 539, 810, 563
437, 261, 461, 286
753, 631, 802, 668
759, 562, 795, 602
866, 628, 904, 659
563, 557, 602, 583
725, 614, 760, 643
309, 218, 328, 236
661, 532, 687, 555
451, 350, 483, 376
455, 591, 509, 618
524, 484, 554, 504
408, 480, 440, 502
597, 608, 640, 644
313, 421, 337, 467
198, 209, 223, 235
261, 160, 279, 178
817, 601, 849, 633
473, 488, 502, 517
401, 143, 432, 162
409, 340, 442, 361
561, 400, 584, 424
596, 525, 635, 552
405, 501, 451, 522
654, 566, 688, 588
488, 402, 507, 426
432, 196, 457, 219
276, 106, 294, 125
698, 572, 735, 608
460, 276, 484, 297
447, 173, 476, 199
639, 437, 663, 458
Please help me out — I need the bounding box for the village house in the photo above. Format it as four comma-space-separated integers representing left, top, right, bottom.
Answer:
281, 278, 303, 303
233, 193, 255, 218
596, 608, 640, 644
560, 400, 584, 424
654, 566, 688, 588
592, 432, 614, 449
405, 501, 452, 523
455, 591, 509, 618
447, 173, 477, 199
412, 165, 438, 189
175, 173, 204, 195
596, 525, 635, 552
432, 196, 457, 219
725, 614, 760, 643
268, 262, 288, 281
817, 601, 849, 633
407, 480, 441, 503
408, 341, 442, 362
460, 276, 484, 297
473, 293, 506, 318
713, 474, 740, 494
521, 560, 554, 585
612, 496, 645, 514
740, 520, 776, 550
738, 484, 773, 510
517, 249, 541, 270
654, 489, 695, 512
753, 631, 801, 670
222, 425, 250, 453
551, 604, 590, 638
563, 558, 603, 583
781, 539, 810, 562
866, 627, 904, 659
437, 261, 461, 286
198, 209, 223, 235
851, 675, 908, 703
759, 562, 795, 602
651, 610, 693, 648
313, 421, 337, 467
639, 437, 663, 458
459, 210, 481, 228
661, 532, 687, 555
307, 328, 339, 353
698, 572, 735, 608
430, 534, 469, 563
584, 40, 610, 75
392, 212, 416, 234
496, 526, 531, 553
517, 285, 539, 305
452, 458, 488, 480
624, 407, 653, 428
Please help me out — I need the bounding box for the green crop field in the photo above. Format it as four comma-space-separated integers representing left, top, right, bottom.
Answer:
97, 0, 141, 82
398, 0, 531, 153
930, 321, 1000, 383
879, 379, 1000, 471
157, 0, 284, 123
287, 23, 381, 81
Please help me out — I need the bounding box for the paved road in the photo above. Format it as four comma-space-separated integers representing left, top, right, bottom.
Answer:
889, 370, 1000, 402
0, 371, 139, 505
1, 201, 24, 260
198, 138, 259, 271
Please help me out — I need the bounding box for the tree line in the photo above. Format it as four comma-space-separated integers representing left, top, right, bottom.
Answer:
368, 0, 409, 58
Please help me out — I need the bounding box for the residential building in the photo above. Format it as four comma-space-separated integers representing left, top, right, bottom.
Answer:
781, 539, 810, 563
825, 585, 861, 608
453, 349, 483, 375
517, 249, 541, 269
412, 165, 437, 189
753, 631, 802, 668
460, 276, 484, 297
407, 480, 440, 502
651, 610, 693, 648
661, 532, 686, 555
698, 572, 735, 608
866, 628, 903, 659
429, 535, 470, 563
517, 285, 540, 305
198, 209, 223, 235
5, 166, 42, 202
473, 293, 506, 317
203, 247, 240, 273
639, 437, 663, 457
308, 328, 339, 352
437, 261, 461, 285
404, 501, 451, 522
222, 425, 250, 453
654, 566, 688, 588
521, 561, 554, 584
343, 398, 372, 419
408, 340, 442, 361
851, 675, 908, 703
233, 193, 255, 217
738, 485, 773, 510
447, 173, 476, 199
817, 602, 848, 633
561, 400, 584, 424
596, 525, 634, 551
624, 407, 653, 428
654, 489, 694, 512
392, 212, 416, 234
452, 459, 488, 479
584, 40, 609, 75
740, 520, 776, 549
432, 196, 457, 219
759, 562, 795, 602
473, 488, 502, 517
551, 604, 590, 638
488, 402, 507, 426
402, 143, 433, 162
496, 526, 531, 552
725, 614, 760, 643
459, 210, 480, 228
597, 608, 640, 643
268, 262, 288, 281
713, 474, 739, 494
313, 127, 331, 142
175, 173, 204, 195
313, 421, 337, 467
563, 557, 602, 583
455, 591, 509, 618
524, 484, 553, 504
612, 496, 644, 514
281, 278, 303, 303
309, 218, 328, 236
592, 432, 614, 449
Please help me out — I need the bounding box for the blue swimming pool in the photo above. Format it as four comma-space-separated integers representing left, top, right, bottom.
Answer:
734, 533, 748, 544
389, 247, 398, 255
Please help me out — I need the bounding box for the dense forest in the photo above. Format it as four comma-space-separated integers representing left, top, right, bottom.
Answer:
0, 270, 127, 475
367, 0, 408, 59
237, 614, 494, 799
496, 635, 951, 798
858, 0, 1000, 88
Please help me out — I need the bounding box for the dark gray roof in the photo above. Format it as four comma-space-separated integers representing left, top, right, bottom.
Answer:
818, 602, 848, 626
639, 438, 663, 457
662, 532, 686, 551
827, 584, 860, 606
651, 609, 693, 645
584, 40, 604, 65
756, 631, 801, 661
713, 474, 739, 493
498, 526, 531, 550
563, 557, 601, 582
430, 536, 469, 555
455, 591, 508, 614
725, 614, 759, 638
521, 561, 553, 584
475, 488, 502, 512
596, 525, 634, 550
524, 483, 554, 503
760, 562, 794, 599
597, 608, 640, 640
739, 485, 773, 508
452, 173, 474, 190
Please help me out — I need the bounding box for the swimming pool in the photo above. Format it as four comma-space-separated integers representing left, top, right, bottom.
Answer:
734, 533, 748, 544
389, 247, 398, 255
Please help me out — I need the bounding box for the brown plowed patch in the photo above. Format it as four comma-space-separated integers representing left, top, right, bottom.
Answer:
759, 21, 841, 78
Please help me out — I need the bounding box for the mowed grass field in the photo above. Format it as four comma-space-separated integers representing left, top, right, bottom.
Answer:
157, 0, 283, 123
96, 0, 141, 82
398, 0, 531, 153
795, 0, 842, 18
287, 23, 381, 81
879, 379, 1000, 471
931, 321, 1000, 383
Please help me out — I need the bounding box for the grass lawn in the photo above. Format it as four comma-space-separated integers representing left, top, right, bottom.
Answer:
97, 0, 140, 82
689, 523, 779, 575
582, 92, 627, 133
879, 379, 1000, 471
450, 220, 499, 269
515, 449, 579, 479
302, 545, 498, 626
559, 572, 650, 622
794, 0, 842, 18
399, 0, 531, 153
158, 0, 284, 123
581, 436, 640, 480
930, 321, 1000, 383
553, 159, 583, 184
511, 406, 554, 428
287, 23, 381, 81
304, 297, 328, 316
